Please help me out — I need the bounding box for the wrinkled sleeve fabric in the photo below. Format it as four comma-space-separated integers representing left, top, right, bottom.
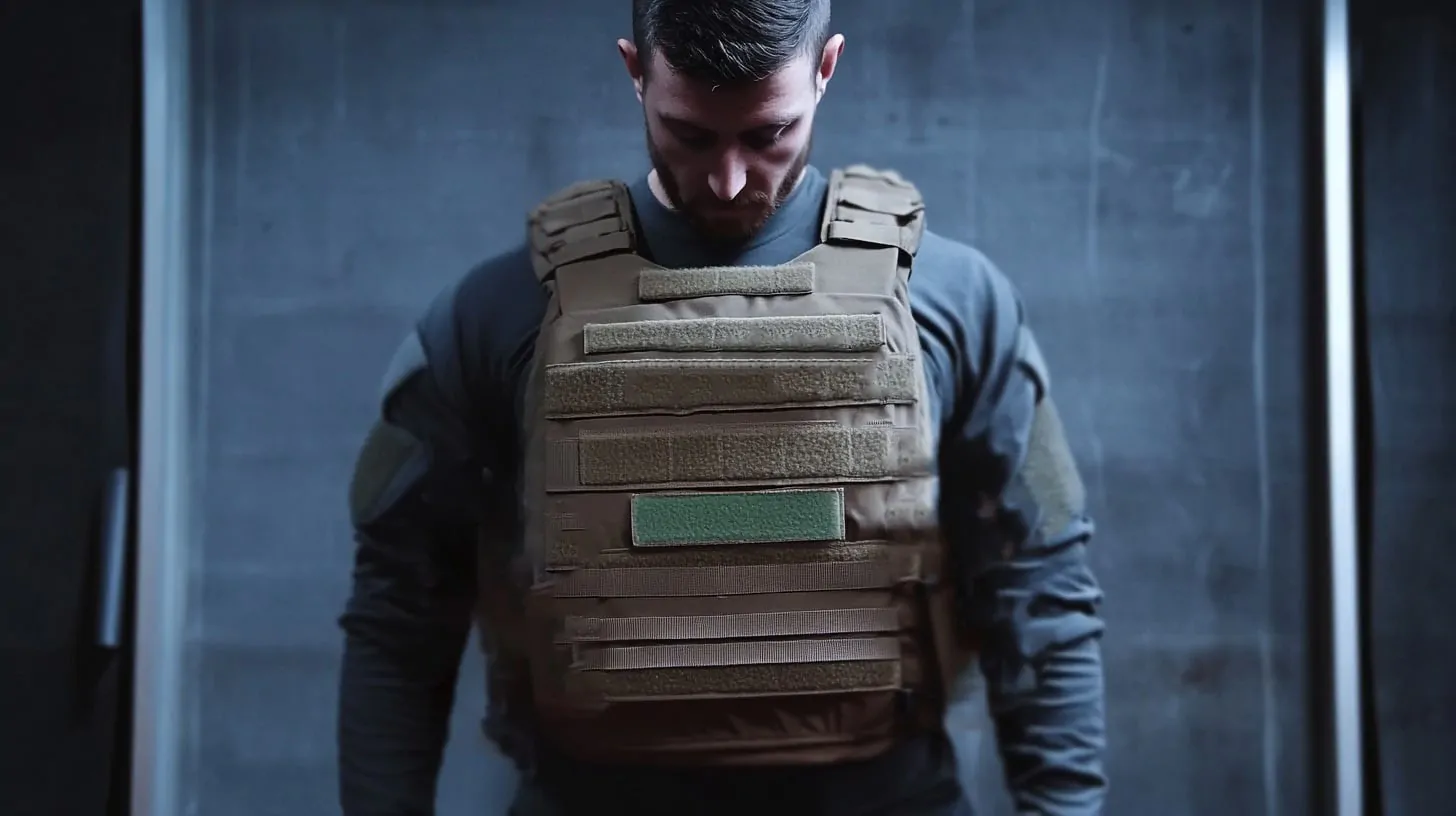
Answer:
337, 282, 505, 816
937, 257, 1107, 815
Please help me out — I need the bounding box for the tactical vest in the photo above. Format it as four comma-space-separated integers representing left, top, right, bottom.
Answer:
502, 166, 969, 767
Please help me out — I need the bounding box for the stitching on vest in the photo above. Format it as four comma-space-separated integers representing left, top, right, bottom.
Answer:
820, 165, 927, 261
527, 179, 637, 283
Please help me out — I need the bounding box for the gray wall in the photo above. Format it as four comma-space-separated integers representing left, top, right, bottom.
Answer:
174, 0, 1452, 814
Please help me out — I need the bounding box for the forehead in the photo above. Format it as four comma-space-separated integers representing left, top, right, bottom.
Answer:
645, 51, 815, 128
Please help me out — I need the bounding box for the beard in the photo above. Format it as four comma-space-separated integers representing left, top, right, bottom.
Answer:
647, 124, 812, 244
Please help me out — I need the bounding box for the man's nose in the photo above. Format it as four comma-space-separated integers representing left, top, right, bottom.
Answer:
708, 150, 747, 201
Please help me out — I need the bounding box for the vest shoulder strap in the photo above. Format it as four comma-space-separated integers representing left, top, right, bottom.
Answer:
527, 179, 638, 284
820, 165, 927, 262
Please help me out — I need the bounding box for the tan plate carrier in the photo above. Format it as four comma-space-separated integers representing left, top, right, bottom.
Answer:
496, 166, 971, 767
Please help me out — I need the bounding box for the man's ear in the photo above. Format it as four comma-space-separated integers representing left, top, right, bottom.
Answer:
617, 38, 645, 102
815, 33, 846, 102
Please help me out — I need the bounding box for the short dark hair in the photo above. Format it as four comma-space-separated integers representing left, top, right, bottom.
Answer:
632, 0, 832, 85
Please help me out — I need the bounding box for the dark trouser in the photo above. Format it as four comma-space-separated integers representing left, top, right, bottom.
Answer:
508, 787, 974, 816
509, 785, 973, 816
506, 733, 970, 816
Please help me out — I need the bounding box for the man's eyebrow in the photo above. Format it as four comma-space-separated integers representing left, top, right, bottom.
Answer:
750, 117, 799, 132
658, 114, 800, 134
659, 114, 709, 131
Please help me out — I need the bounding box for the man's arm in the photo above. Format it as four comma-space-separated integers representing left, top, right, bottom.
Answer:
337, 319, 492, 815
939, 265, 1107, 815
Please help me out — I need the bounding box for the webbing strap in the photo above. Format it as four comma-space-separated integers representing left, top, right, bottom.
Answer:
843, 164, 919, 190
639, 263, 815, 301
820, 165, 926, 263
547, 553, 921, 598
543, 355, 919, 418
551, 422, 925, 488
826, 221, 906, 250
582, 314, 886, 355
527, 179, 636, 283
536, 193, 618, 235
563, 608, 901, 643
576, 659, 902, 701
575, 636, 902, 671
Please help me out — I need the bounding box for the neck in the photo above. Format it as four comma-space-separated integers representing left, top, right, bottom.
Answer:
647, 169, 674, 210
646, 167, 809, 211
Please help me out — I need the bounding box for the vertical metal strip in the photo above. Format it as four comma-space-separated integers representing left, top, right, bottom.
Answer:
1320, 0, 1364, 813
134, 0, 192, 814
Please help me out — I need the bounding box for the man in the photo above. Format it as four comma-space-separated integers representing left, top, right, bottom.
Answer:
338, 1, 1107, 814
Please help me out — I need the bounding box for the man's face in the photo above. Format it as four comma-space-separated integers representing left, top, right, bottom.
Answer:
625, 41, 842, 242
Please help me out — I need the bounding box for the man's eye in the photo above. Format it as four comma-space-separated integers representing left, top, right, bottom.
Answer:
677, 132, 715, 150
743, 128, 787, 151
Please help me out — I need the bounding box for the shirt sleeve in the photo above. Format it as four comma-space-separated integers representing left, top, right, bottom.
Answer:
336, 281, 514, 815
937, 257, 1108, 815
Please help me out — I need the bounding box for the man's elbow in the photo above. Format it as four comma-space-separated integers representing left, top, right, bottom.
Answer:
994, 537, 1105, 663
972, 539, 1106, 699
339, 547, 475, 668
1030, 535, 1104, 635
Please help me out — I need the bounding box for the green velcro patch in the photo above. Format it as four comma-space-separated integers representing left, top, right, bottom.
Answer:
582, 314, 885, 355
543, 355, 918, 418
638, 263, 815, 301
1021, 397, 1086, 538
631, 488, 845, 547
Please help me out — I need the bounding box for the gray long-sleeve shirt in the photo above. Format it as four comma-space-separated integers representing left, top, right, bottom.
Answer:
338, 165, 1107, 815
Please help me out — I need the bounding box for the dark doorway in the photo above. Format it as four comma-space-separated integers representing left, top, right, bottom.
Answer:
0, 2, 140, 815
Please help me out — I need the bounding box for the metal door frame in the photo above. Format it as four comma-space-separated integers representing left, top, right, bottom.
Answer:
134, 0, 193, 813
1316, 0, 1366, 813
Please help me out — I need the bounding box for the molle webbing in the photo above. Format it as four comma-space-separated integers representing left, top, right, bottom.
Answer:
639, 262, 815, 301
563, 608, 901, 642
582, 314, 885, 354
574, 637, 901, 671
575, 661, 902, 700
550, 540, 901, 572
548, 550, 920, 598
543, 356, 919, 418
820, 165, 926, 262
546, 565, 923, 709
550, 422, 925, 489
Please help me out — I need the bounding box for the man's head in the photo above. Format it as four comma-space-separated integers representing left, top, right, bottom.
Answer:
618, 0, 844, 242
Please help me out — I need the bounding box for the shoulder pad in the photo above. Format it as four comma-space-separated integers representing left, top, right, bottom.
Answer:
348, 420, 428, 527
355, 331, 431, 527
526, 179, 637, 284
379, 329, 427, 405
1016, 326, 1050, 403
820, 165, 927, 261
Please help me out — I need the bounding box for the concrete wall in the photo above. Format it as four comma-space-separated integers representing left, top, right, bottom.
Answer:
174, 0, 1454, 813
